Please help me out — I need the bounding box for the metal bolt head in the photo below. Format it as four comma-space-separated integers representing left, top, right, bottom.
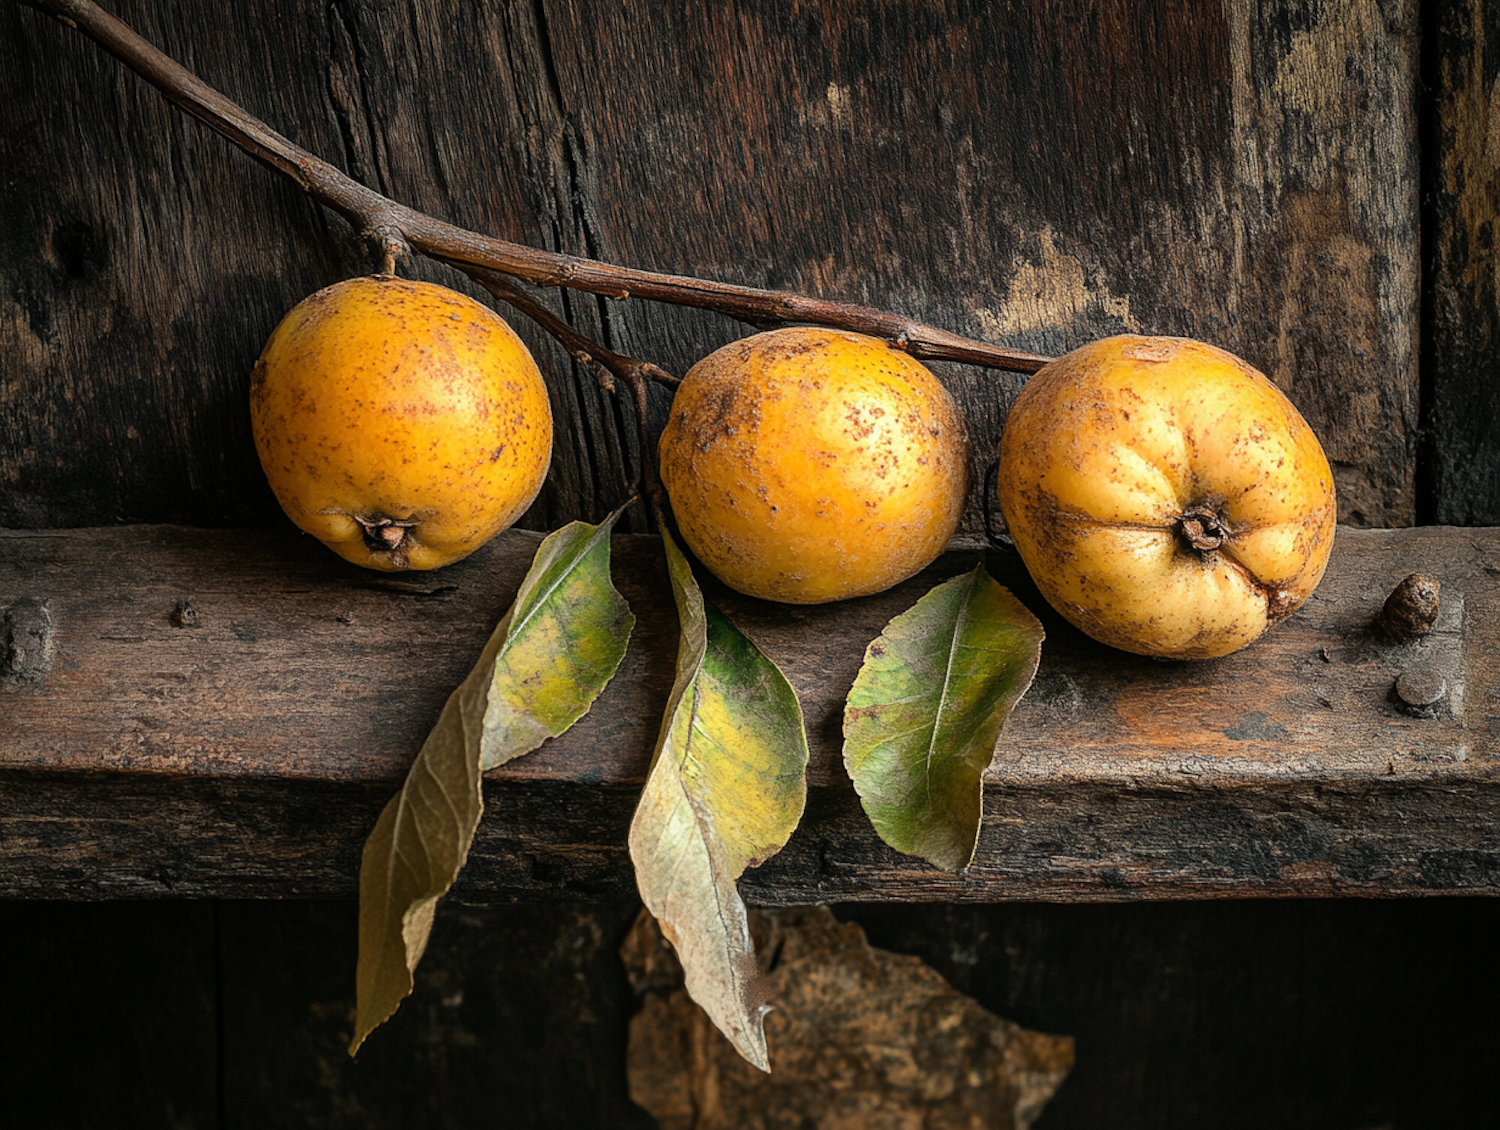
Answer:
1393, 671, 1447, 717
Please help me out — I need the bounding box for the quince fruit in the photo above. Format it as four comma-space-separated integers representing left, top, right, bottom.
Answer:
659, 326, 970, 603
250, 275, 552, 571
997, 335, 1335, 659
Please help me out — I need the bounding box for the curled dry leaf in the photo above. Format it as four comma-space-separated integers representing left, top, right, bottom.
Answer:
628, 528, 809, 1072
349, 506, 635, 1055
624, 906, 1075, 1130
844, 563, 1043, 872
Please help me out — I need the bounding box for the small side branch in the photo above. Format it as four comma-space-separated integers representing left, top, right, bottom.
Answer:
464, 267, 671, 507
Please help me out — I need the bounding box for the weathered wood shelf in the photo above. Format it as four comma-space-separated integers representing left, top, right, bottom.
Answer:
3, 523, 1497, 902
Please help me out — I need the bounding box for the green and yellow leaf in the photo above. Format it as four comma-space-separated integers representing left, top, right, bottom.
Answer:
350, 508, 635, 1055
628, 528, 808, 1072
843, 563, 1043, 872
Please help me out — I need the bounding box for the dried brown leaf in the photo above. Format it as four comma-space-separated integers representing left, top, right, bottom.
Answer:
625, 906, 1074, 1130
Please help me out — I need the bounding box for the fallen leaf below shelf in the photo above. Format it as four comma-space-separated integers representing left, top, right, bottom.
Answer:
623, 905, 1074, 1129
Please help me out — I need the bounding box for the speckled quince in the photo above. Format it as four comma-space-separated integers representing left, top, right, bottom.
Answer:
658, 325, 971, 604
997, 334, 1336, 659
250, 275, 552, 571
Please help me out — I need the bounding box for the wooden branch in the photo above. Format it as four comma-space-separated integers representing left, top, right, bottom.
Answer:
24, 0, 1051, 376
4, 524, 1497, 901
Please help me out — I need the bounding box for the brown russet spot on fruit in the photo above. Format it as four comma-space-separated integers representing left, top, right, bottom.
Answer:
1121, 341, 1177, 363
659, 326, 970, 604
249, 359, 268, 403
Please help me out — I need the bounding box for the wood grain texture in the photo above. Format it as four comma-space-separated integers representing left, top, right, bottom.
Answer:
4, 523, 1496, 900
12, 897, 1493, 1130
0, 3, 1481, 1120
550, 0, 1422, 527
0, 0, 1418, 539
1422, 0, 1500, 525
0, 0, 644, 533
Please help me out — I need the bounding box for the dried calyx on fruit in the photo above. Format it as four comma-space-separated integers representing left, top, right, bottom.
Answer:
997, 334, 1336, 660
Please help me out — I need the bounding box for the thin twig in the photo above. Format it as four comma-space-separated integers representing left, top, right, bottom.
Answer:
25, 0, 1053, 376
464, 268, 678, 394
463, 267, 670, 510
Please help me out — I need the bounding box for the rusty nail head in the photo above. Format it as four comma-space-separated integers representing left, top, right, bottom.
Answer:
1379, 573, 1441, 641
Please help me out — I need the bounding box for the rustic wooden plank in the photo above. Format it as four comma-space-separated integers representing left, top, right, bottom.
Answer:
7, 898, 1493, 1130
0, 2, 1474, 1119
1, 0, 1420, 541
3, 523, 1497, 900
1421, 0, 1500, 525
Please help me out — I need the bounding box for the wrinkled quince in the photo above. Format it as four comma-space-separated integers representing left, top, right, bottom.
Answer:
659, 325, 970, 604
997, 334, 1335, 659
250, 275, 552, 571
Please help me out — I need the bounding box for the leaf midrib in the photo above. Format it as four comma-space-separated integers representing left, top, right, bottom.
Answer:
923, 567, 979, 821
668, 672, 760, 1053
501, 523, 610, 658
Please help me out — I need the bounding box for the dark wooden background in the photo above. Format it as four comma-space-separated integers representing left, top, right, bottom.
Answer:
2, 0, 1497, 1127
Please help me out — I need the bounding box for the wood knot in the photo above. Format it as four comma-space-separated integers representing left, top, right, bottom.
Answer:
1378, 573, 1440, 641
367, 223, 412, 276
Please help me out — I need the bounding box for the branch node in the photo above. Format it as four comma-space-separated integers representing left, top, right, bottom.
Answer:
641, 363, 681, 389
